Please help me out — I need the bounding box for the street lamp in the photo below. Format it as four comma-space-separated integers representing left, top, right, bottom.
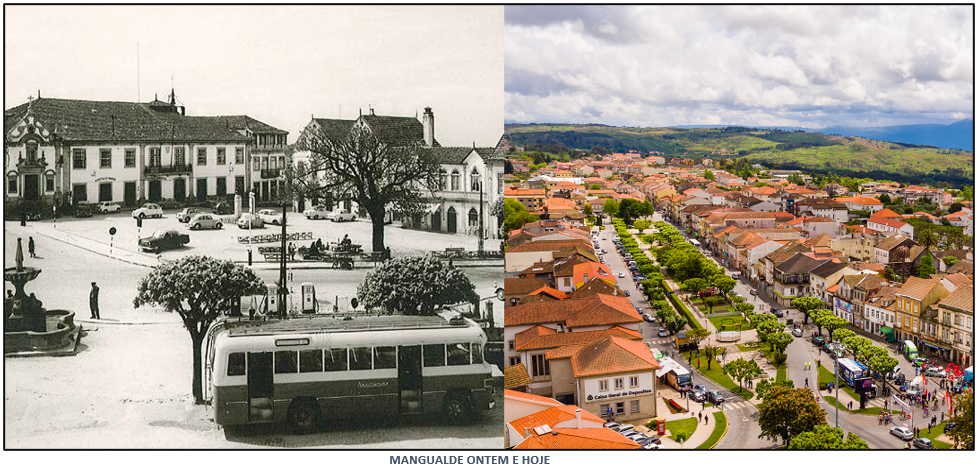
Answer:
826, 341, 847, 428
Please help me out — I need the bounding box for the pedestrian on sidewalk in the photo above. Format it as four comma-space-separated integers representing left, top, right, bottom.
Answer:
288, 242, 297, 261
848, 401, 853, 410
805, 377, 809, 387
28, 236, 36, 258
698, 412, 702, 423
89, 282, 100, 320
705, 414, 709, 425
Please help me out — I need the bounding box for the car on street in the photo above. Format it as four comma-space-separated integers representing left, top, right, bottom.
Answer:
177, 207, 214, 223
601, 235, 607, 240
187, 213, 223, 230
603, 422, 620, 430
237, 213, 265, 229
618, 272, 626, 278
139, 229, 190, 253
74, 204, 95, 218
731, 273, 740, 280
812, 336, 826, 347
707, 390, 724, 404
912, 438, 935, 449
690, 384, 708, 402
791, 327, 803, 337
623, 290, 630, 297
303, 205, 330, 220
750, 289, 758, 296
96, 201, 121, 214
331, 210, 357, 222
612, 424, 634, 433
771, 308, 783, 318
890, 426, 914, 440
886, 367, 903, 380
643, 313, 655, 322
923, 367, 946, 378
132, 203, 164, 219
658, 327, 668, 337
258, 209, 284, 225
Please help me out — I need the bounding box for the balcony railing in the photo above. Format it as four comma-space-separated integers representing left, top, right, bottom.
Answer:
252, 144, 287, 152
144, 164, 192, 176
260, 168, 281, 179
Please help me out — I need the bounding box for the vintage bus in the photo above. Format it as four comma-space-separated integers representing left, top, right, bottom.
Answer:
202, 313, 496, 431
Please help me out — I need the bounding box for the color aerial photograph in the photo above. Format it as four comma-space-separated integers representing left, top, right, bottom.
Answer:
502, 5, 974, 451
4, 5, 504, 450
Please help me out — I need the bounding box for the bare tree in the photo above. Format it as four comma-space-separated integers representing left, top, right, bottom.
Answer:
292, 125, 444, 253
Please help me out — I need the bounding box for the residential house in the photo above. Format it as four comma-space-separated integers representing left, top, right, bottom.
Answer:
864, 285, 901, 338
795, 199, 849, 222
809, 262, 856, 307
505, 277, 554, 307
831, 232, 882, 262
505, 364, 533, 392
874, 234, 917, 266
937, 285, 974, 366
867, 216, 914, 236
770, 253, 827, 307
507, 404, 628, 449
892, 277, 949, 345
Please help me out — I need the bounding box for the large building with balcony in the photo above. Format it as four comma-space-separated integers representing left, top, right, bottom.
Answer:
292, 107, 504, 238
3, 91, 287, 212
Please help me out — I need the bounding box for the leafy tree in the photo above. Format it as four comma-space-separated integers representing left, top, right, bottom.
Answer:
358, 256, 478, 315
831, 328, 856, 347
725, 357, 764, 394
866, 354, 899, 382
730, 294, 746, 304
948, 202, 963, 213
811, 309, 833, 336
683, 278, 708, 295
736, 302, 755, 317
752, 313, 780, 343
918, 254, 935, 279
663, 314, 688, 336
134, 256, 266, 404
603, 199, 620, 217
583, 203, 593, 217
674, 430, 689, 449
878, 193, 891, 205
703, 169, 715, 181
712, 275, 736, 298
589, 183, 602, 190
766, 332, 794, 354
944, 255, 958, 267
789, 425, 869, 450
787, 173, 804, 185
946, 390, 974, 449
293, 124, 443, 253
917, 229, 939, 250
791, 296, 824, 325
703, 295, 720, 313
842, 336, 872, 362
701, 342, 721, 371
755, 379, 794, 400
685, 328, 712, 350
757, 386, 827, 448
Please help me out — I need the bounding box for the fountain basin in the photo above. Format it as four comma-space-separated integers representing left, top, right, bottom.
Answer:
4, 309, 80, 355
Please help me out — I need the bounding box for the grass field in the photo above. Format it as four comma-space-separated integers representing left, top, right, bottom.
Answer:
776, 364, 786, 382
695, 357, 755, 399
666, 416, 699, 443
708, 314, 754, 331
695, 412, 728, 449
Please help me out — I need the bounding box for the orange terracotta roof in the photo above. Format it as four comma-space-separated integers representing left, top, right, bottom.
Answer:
514, 427, 640, 450
826, 284, 839, 293
528, 286, 569, 300
868, 216, 908, 228
505, 364, 533, 389
874, 208, 903, 219
506, 294, 642, 328
570, 336, 660, 377
897, 277, 942, 302
504, 389, 564, 406
515, 326, 642, 352
573, 262, 616, 288
939, 285, 973, 312
509, 405, 605, 437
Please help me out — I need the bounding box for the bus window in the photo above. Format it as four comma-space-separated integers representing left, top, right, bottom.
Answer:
350, 347, 373, 371
374, 346, 396, 369
275, 351, 298, 374
227, 352, 246, 376
299, 349, 323, 373
324, 348, 348, 372
472, 343, 483, 364
423, 344, 446, 367
447, 343, 471, 366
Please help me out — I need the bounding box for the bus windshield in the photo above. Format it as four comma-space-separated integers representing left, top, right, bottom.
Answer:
677, 373, 692, 385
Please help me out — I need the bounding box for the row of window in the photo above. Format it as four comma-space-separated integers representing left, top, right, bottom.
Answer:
70, 147, 249, 170
438, 170, 505, 194
226, 343, 483, 376
599, 400, 641, 416
6, 173, 56, 195
597, 376, 640, 392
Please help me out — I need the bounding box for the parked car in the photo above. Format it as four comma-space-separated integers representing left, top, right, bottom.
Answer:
211, 202, 234, 215
812, 336, 826, 347
623, 290, 630, 297
303, 205, 331, 220
731, 273, 740, 280
187, 213, 223, 230
139, 230, 189, 253
913, 438, 935, 449
924, 367, 947, 378
886, 367, 903, 380
643, 313, 655, 322
791, 327, 803, 337
258, 209, 284, 225
603, 422, 620, 430
658, 327, 668, 337
132, 203, 164, 219
618, 272, 626, 278
74, 204, 95, 218
331, 210, 357, 222
690, 384, 708, 402
889, 426, 914, 440
771, 308, 784, 318
944, 422, 957, 431
707, 390, 725, 404
237, 213, 265, 229
177, 207, 214, 223
613, 424, 634, 433
601, 235, 607, 240
96, 201, 121, 214
750, 289, 758, 296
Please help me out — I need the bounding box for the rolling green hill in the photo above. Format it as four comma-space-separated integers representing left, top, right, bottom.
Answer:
505, 124, 974, 185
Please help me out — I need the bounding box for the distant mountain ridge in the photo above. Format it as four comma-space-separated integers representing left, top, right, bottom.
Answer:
669, 119, 973, 151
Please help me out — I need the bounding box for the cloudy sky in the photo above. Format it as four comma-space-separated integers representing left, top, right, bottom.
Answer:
5, 5, 503, 146
505, 5, 973, 128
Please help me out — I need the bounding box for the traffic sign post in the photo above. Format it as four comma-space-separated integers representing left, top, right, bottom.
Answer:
109, 227, 117, 256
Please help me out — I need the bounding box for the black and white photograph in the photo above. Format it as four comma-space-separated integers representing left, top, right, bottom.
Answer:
4, 5, 505, 449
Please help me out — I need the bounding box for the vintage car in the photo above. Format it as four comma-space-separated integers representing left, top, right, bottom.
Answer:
139, 230, 190, 253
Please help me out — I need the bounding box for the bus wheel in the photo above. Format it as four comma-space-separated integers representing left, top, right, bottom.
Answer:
288, 399, 320, 433
443, 394, 472, 425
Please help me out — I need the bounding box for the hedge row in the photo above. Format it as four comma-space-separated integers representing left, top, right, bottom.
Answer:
663, 282, 703, 330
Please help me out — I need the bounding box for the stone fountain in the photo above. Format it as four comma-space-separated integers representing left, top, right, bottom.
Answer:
5, 237, 79, 355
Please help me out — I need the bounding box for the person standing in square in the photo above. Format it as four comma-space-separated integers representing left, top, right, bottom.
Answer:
89, 282, 101, 319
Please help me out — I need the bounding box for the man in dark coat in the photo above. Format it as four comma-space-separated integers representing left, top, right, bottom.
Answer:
89, 282, 101, 319
28, 236, 36, 258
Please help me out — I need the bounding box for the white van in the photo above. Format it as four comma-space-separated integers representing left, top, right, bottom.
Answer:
904, 376, 924, 396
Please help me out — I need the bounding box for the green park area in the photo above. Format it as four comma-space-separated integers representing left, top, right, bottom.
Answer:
694, 356, 754, 400
695, 412, 728, 449
665, 416, 698, 442
708, 314, 754, 331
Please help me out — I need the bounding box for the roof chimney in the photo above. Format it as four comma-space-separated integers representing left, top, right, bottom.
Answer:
422, 106, 434, 148
575, 408, 582, 429
524, 427, 531, 439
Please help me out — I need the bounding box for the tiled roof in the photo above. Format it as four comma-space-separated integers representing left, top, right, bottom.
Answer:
947, 260, 974, 275
514, 326, 642, 352
897, 277, 942, 301
766, 242, 812, 263
806, 233, 833, 248
944, 273, 972, 286
505, 364, 533, 389
504, 389, 564, 406
506, 240, 593, 254
776, 253, 826, 275
509, 405, 605, 438
868, 217, 908, 228
214, 115, 287, 134
506, 294, 642, 328
876, 234, 914, 251
810, 260, 847, 278
570, 336, 660, 378
528, 286, 569, 300
506, 277, 552, 295
939, 285, 974, 313
514, 427, 640, 450
573, 262, 616, 287
874, 208, 904, 219
6, 97, 253, 143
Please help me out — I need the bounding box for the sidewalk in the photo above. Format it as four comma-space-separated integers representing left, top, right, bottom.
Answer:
629, 386, 725, 449
6, 221, 161, 268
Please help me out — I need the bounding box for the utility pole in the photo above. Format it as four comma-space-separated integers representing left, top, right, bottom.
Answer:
478, 178, 484, 254
279, 200, 287, 319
